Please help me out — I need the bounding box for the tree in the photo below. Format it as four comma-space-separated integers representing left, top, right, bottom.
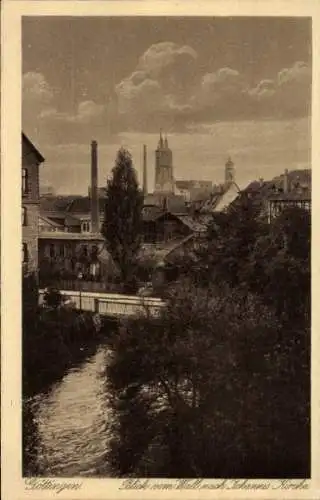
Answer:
102, 148, 144, 291
105, 279, 310, 478
181, 195, 268, 288
43, 286, 64, 309
247, 206, 311, 324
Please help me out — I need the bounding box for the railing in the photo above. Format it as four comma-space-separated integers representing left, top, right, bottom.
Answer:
38, 289, 166, 319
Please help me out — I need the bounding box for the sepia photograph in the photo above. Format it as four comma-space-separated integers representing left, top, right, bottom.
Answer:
18, 9, 312, 485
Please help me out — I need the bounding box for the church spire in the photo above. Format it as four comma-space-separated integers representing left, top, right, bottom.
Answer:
225, 156, 235, 184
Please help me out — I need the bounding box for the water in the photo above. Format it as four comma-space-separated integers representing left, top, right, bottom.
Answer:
24, 344, 112, 477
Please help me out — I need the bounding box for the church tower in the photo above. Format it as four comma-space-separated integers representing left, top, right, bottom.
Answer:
225, 157, 235, 185
154, 130, 174, 193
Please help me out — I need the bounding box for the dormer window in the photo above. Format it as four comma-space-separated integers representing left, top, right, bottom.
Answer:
22, 168, 28, 195
82, 221, 91, 233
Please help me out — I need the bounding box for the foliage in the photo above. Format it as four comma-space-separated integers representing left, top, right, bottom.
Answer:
43, 286, 64, 309
102, 148, 144, 290
22, 274, 108, 398
246, 206, 311, 324
22, 272, 39, 317
105, 200, 310, 478
105, 279, 309, 477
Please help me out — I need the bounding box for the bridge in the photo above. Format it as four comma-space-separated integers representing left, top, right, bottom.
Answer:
39, 289, 166, 319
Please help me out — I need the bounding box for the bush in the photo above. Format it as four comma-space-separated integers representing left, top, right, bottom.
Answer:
105, 279, 309, 477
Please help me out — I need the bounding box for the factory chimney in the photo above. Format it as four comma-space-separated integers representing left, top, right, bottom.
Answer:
143, 144, 148, 195
90, 140, 99, 233
283, 168, 289, 193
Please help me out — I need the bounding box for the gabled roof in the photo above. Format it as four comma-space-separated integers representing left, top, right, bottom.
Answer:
66, 196, 105, 214
39, 215, 65, 229
40, 212, 67, 221
64, 215, 81, 227
175, 180, 194, 190
144, 193, 188, 214
174, 214, 209, 233
268, 190, 311, 202
138, 235, 194, 265
22, 132, 45, 163
142, 205, 165, 222
40, 195, 77, 212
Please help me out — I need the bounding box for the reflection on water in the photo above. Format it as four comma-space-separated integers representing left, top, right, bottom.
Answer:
24, 345, 112, 477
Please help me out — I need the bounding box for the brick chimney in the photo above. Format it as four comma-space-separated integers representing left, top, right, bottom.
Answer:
143, 144, 147, 195
90, 140, 99, 233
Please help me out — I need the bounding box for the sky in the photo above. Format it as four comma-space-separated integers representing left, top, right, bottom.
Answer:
22, 16, 312, 195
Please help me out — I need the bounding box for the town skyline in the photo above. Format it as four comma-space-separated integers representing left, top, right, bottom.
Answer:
22, 16, 311, 195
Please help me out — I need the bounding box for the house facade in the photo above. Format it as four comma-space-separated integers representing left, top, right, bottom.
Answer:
22, 133, 45, 276
38, 232, 109, 283
240, 169, 311, 223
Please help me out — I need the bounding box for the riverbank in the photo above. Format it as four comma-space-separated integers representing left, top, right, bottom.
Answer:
23, 344, 112, 477
22, 305, 117, 476
23, 306, 116, 398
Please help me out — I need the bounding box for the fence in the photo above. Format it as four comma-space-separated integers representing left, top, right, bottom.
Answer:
39, 289, 166, 319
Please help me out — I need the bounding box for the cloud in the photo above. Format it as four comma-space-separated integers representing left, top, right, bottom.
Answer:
65, 100, 105, 124
192, 67, 247, 111
23, 51, 311, 140
137, 41, 197, 76
23, 71, 54, 105
115, 41, 199, 128
249, 61, 311, 118
114, 40, 311, 130
23, 72, 106, 126
248, 79, 276, 99
277, 60, 310, 86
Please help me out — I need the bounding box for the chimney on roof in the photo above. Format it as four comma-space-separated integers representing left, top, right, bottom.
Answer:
162, 195, 168, 212
143, 144, 147, 196
283, 169, 289, 194
90, 140, 99, 233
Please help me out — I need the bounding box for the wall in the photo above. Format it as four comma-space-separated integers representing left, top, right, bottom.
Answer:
39, 237, 113, 282
22, 140, 41, 275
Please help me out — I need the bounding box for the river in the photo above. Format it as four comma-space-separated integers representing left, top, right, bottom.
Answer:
23, 343, 112, 477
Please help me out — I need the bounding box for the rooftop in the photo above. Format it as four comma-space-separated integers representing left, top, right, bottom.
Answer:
22, 132, 45, 163
138, 234, 194, 264
39, 231, 104, 240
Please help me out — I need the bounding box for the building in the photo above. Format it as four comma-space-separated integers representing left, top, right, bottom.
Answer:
154, 131, 174, 193
267, 169, 311, 221
240, 168, 311, 222
174, 180, 213, 203
38, 231, 109, 283
40, 184, 55, 197
152, 131, 214, 204
22, 132, 45, 276
38, 134, 237, 288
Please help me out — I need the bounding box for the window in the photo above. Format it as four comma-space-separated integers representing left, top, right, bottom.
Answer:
82, 221, 90, 233
22, 168, 28, 195
22, 206, 27, 226
49, 244, 55, 258
59, 245, 65, 257
22, 243, 28, 263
